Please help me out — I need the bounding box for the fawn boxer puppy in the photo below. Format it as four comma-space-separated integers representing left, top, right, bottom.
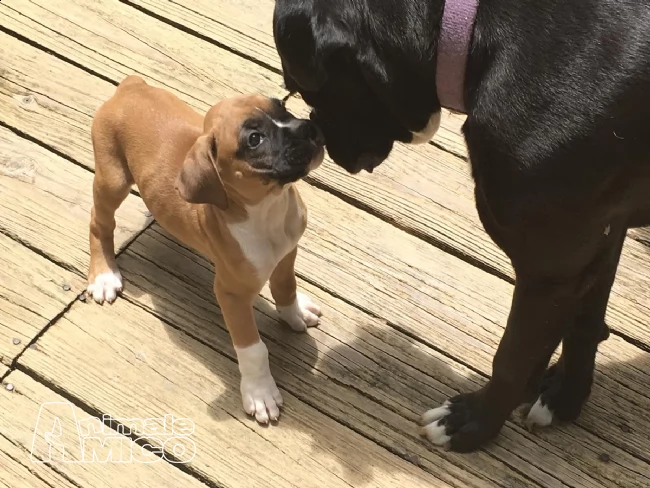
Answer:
87, 76, 325, 423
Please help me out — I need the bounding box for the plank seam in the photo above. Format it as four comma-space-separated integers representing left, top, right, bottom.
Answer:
0, 367, 11, 383
0, 432, 64, 488
304, 176, 515, 283
2, 217, 155, 374
0, 227, 79, 275
0, 121, 98, 184
431, 140, 468, 161
119, 0, 470, 165
0, 25, 118, 87
5, 7, 650, 310
114, 294, 502, 488
118, 0, 282, 77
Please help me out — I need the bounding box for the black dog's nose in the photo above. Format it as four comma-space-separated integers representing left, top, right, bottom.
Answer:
305, 120, 325, 147
284, 118, 325, 146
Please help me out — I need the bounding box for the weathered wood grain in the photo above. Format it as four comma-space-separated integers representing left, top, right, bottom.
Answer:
124, 0, 470, 158
0, 1, 497, 265
119, 240, 546, 487
0, 434, 77, 488
132, 0, 468, 158
0, 371, 207, 488
14, 0, 650, 260
116, 185, 650, 481
19, 300, 457, 488
0, 233, 83, 367
0, 124, 151, 275
2, 8, 649, 349
116, 223, 650, 487
124, 0, 650, 246
1, 15, 649, 466
3, 2, 647, 486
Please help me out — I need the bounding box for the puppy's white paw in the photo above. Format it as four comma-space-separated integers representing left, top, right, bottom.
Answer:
526, 397, 554, 428
420, 402, 452, 445
241, 374, 283, 424
87, 271, 123, 304
277, 292, 322, 332
236, 341, 282, 424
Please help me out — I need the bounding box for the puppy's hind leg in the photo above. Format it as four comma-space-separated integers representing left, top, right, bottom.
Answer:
87, 126, 133, 304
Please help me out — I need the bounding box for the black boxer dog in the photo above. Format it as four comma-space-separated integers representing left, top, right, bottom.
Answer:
273, 0, 650, 452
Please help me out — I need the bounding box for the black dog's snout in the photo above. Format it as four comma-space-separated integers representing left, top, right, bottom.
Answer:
306, 120, 325, 146
287, 118, 325, 146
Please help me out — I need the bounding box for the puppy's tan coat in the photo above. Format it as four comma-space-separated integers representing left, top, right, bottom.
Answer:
88, 76, 324, 423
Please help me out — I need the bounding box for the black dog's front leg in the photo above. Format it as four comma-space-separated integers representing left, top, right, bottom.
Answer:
421, 276, 577, 452
526, 230, 625, 427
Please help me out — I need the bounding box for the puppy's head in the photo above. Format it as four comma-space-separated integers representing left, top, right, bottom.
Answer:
273, 0, 441, 174
176, 94, 324, 209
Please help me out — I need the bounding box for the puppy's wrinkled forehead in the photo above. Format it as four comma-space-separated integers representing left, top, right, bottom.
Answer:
204, 95, 286, 156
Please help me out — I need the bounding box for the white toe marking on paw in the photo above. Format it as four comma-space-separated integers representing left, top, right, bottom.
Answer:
422, 421, 451, 445
277, 292, 322, 332
527, 397, 554, 427
420, 402, 451, 445
236, 341, 283, 424
87, 271, 123, 304
421, 401, 450, 425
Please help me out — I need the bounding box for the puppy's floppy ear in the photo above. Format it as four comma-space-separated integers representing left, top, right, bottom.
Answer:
175, 133, 229, 210
273, 0, 353, 92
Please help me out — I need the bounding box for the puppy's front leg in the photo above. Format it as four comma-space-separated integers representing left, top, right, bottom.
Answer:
270, 247, 322, 331
214, 280, 282, 424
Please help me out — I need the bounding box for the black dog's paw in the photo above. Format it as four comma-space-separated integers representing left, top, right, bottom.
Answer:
420, 392, 506, 452
526, 362, 591, 428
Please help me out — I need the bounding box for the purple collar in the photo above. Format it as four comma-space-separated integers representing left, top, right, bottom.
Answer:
435, 0, 479, 113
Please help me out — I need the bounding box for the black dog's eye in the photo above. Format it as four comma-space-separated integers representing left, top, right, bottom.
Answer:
248, 132, 264, 148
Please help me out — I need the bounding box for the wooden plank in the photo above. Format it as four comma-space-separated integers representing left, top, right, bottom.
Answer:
2, 8, 649, 349
0, 18, 644, 484
0, 233, 84, 367
9, 0, 649, 255
119, 235, 552, 488
0, 365, 8, 378
126, 0, 650, 256
0, 124, 151, 275
116, 189, 650, 485
0, 371, 207, 488
125, 0, 650, 244
18, 301, 456, 488
123, 0, 470, 159
0, 435, 77, 488
0, 16, 649, 473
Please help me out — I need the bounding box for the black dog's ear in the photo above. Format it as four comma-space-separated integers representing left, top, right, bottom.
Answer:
273, 0, 353, 92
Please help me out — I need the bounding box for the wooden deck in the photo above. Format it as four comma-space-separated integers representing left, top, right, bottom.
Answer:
1, 1, 649, 487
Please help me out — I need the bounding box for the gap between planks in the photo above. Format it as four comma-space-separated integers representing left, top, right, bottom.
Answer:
1, 11, 650, 345
0, 7, 644, 484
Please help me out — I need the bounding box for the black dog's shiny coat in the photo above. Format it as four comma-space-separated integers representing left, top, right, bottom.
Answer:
274, 0, 650, 452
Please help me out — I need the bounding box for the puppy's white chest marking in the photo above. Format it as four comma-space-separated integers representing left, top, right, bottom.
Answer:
228, 189, 304, 281
410, 111, 442, 144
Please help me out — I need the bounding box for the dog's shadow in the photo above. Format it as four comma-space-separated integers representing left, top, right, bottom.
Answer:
117, 223, 489, 484
118, 223, 650, 486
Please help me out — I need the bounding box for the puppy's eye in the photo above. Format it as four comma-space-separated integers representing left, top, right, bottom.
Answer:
248, 132, 264, 148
